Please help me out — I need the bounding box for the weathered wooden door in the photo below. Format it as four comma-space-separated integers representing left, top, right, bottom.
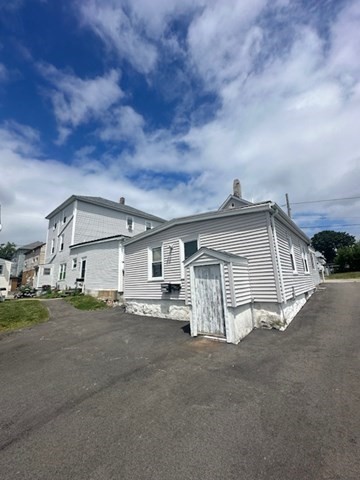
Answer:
193, 264, 226, 337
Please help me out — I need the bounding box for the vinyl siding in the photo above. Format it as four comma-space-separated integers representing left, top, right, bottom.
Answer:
232, 263, 252, 306
125, 211, 277, 302
68, 241, 121, 291
74, 201, 162, 244
273, 216, 317, 299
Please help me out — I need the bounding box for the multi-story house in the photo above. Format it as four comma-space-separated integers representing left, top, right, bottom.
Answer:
37, 195, 165, 297
22, 242, 46, 287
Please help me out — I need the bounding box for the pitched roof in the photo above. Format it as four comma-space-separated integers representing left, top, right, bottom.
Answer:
18, 241, 45, 251
46, 195, 166, 223
124, 201, 311, 246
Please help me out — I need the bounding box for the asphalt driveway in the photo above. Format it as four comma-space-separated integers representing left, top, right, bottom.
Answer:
0, 284, 359, 480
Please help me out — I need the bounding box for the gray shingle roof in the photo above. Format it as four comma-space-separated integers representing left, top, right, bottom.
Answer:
46, 195, 166, 223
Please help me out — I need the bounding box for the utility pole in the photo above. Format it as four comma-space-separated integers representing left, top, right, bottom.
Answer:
285, 193, 291, 218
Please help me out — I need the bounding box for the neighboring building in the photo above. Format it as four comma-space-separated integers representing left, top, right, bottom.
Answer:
36, 195, 165, 297
315, 251, 327, 280
0, 258, 12, 297
22, 242, 46, 287
10, 241, 45, 291
124, 181, 321, 344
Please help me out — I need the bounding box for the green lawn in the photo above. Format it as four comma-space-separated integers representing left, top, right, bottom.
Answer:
328, 271, 360, 280
0, 300, 49, 333
65, 295, 108, 310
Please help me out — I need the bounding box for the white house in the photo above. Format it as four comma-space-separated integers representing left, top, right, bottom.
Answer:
37, 195, 165, 297
124, 181, 320, 344
0, 258, 12, 298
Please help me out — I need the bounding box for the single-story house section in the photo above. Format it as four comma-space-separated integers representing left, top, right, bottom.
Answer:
124, 185, 320, 344
68, 235, 128, 299
0, 258, 12, 298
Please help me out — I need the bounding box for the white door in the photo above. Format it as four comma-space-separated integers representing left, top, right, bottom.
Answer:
193, 264, 226, 337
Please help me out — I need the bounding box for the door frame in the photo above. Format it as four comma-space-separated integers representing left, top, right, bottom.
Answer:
189, 260, 229, 340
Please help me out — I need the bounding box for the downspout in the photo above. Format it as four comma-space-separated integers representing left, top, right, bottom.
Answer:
270, 206, 287, 307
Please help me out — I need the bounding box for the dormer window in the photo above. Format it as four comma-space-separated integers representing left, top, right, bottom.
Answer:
127, 217, 134, 231
145, 221, 152, 231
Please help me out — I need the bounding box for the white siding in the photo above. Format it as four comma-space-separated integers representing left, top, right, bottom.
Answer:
74, 201, 162, 244
125, 211, 278, 303
69, 241, 121, 292
232, 263, 252, 306
0, 259, 11, 294
273, 217, 317, 300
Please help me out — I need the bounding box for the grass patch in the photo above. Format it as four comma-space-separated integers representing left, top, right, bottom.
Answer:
328, 271, 360, 280
0, 300, 49, 333
65, 295, 108, 311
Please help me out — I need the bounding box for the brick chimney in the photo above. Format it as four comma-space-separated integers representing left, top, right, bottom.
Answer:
119, 197, 125, 205
233, 179, 241, 198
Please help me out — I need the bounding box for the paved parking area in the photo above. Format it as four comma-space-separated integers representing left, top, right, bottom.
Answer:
0, 284, 359, 480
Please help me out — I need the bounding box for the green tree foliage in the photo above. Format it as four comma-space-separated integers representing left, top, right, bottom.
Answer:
334, 242, 360, 272
311, 230, 355, 263
0, 242, 17, 261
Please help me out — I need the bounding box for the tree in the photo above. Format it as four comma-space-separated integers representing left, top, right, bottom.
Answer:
334, 242, 360, 272
311, 230, 355, 263
0, 241, 17, 260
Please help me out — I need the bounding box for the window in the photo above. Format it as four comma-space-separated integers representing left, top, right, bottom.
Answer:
150, 246, 162, 278
63, 216, 67, 224
302, 248, 309, 274
310, 253, 315, 269
127, 217, 134, 231
59, 235, 64, 252
44, 268, 51, 275
184, 239, 198, 260
145, 221, 152, 231
51, 239, 55, 254
0, 265, 3, 275
59, 263, 66, 280
288, 237, 297, 273
53, 222, 57, 231
72, 258, 77, 269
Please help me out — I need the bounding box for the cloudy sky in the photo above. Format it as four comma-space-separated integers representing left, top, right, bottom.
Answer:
0, 0, 359, 246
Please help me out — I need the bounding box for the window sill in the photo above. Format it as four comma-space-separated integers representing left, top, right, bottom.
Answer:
148, 277, 164, 282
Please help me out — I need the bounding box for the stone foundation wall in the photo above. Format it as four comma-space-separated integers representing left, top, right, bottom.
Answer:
126, 299, 190, 321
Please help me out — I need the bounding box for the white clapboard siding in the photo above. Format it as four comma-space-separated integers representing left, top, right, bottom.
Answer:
68, 240, 120, 291
125, 211, 278, 302
232, 263, 252, 306
74, 201, 160, 244
274, 217, 317, 299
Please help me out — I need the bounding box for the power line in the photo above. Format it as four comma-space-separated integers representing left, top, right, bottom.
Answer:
280, 195, 360, 207
300, 223, 360, 229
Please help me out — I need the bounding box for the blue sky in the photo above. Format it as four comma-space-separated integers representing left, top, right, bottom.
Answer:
0, 0, 359, 245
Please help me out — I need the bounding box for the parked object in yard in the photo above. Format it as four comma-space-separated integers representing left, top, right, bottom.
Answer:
13, 286, 37, 299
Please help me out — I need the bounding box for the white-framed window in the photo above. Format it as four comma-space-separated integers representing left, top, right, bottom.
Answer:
52, 222, 57, 231
288, 237, 297, 273
59, 234, 64, 252
63, 215, 67, 224
149, 246, 163, 279
72, 258, 77, 269
0, 265, 3, 275
43, 268, 51, 275
302, 248, 310, 274
59, 263, 66, 280
145, 221, 152, 231
310, 253, 315, 269
51, 238, 55, 254
127, 217, 134, 231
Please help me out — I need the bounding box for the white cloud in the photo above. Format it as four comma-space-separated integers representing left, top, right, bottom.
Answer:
38, 64, 123, 142
77, 0, 158, 74
0, 63, 8, 82
98, 106, 145, 143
